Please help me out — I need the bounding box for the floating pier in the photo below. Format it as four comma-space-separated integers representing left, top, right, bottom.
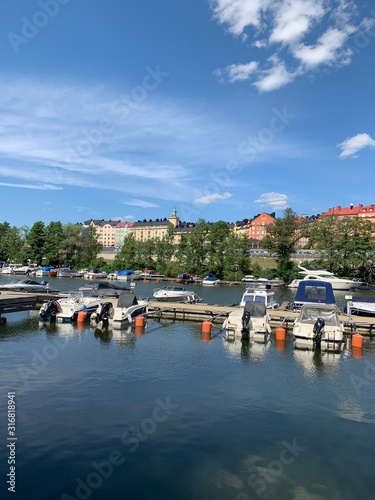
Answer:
0, 292, 374, 335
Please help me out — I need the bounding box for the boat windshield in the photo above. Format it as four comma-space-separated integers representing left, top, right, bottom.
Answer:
243, 295, 266, 303
300, 307, 338, 324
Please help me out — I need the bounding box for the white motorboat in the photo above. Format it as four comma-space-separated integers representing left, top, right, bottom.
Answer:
83, 269, 108, 279
90, 291, 148, 329
346, 296, 375, 317
292, 303, 346, 351
39, 291, 101, 323
290, 280, 336, 311
241, 275, 257, 283
0, 279, 59, 293
223, 301, 271, 343
35, 266, 53, 277
79, 280, 130, 298
153, 286, 202, 303
239, 284, 279, 309
1, 264, 27, 274
288, 265, 362, 290
202, 274, 220, 286
56, 268, 80, 278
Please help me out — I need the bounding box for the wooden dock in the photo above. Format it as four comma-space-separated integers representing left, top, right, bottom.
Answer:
0, 292, 374, 335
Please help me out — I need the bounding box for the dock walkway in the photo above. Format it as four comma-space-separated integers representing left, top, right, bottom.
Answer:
1, 293, 374, 335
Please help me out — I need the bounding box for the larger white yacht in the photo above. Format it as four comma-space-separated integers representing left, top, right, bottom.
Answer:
288, 265, 362, 290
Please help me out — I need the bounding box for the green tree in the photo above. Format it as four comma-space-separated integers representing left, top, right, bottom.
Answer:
261, 208, 300, 282
77, 225, 102, 268
0, 223, 23, 263
44, 221, 65, 267
113, 234, 138, 269
60, 223, 82, 268
308, 215, 374, 279
26, 221, 46, 265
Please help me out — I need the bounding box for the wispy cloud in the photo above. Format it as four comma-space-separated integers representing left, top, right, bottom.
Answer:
212, 0, 369, 91
121, 199, 160, 208
338, 133, 375, 159
255, 192, 288, 210
194, 192, 232, 205
0, 76, 300, 213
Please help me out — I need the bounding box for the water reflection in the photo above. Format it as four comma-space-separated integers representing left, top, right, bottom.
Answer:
293, 349, 343, 378
223, 337, 271, 361
93, 325, 137, 348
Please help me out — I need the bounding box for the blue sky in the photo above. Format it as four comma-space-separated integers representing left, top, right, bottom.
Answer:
0, 0, 374, 228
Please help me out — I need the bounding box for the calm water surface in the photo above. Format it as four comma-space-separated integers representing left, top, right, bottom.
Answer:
1, 277, 375, 499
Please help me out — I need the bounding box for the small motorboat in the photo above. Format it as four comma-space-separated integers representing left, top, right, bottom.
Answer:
79, 280, 130, 298
56, 268, 80, 278
223, 301, 271, 343
292, 303, 346, 351
83, 269, 108, 279
202, 274, 220, 286
153, 286, 202, 303
0, 279, 59, 293
240, 284, 279, 309
90, 291, 148, 329
289, 280, 336, 311
39, 291, 101, 323
288, 265, 362, 290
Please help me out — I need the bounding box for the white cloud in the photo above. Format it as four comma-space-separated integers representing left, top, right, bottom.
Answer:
194, 192, 233, 205
212, 0, 366, 91
0, 182, 61, 190
122, 199, 160, 208
293, 27, 354, 67
338, 133, 375, 159
270, 0, 325, 45
254, 57, 295, 91
226, 61, 259, 82
211, 0, 267, 35
255, 192, 288, 210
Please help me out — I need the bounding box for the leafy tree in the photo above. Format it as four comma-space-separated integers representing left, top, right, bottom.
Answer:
26, 221, 46, 265
44, 221, 65, 267
308, 215, 374, 279
0, 222, 23, 263
113, 234, 138, 269
183, 219, 210, 276
261, 208, 301, 282
77, 225, 102, 268
59, 223, 82, 268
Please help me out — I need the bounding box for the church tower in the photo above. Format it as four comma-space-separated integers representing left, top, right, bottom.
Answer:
168, 207, 179, 227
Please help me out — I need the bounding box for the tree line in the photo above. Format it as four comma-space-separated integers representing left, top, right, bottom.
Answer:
1, 210, 374, 283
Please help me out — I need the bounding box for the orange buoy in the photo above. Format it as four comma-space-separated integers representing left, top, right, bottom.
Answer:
201, 321, 212, 334
134, 326, 144, 336
201, 330, 211, 343
77, 311, 87, 323
275, 327, 286, 341
275, 338, 286, 351
351, 333, 363, 348
352, 346, 363, 359
135, 315, 145, 328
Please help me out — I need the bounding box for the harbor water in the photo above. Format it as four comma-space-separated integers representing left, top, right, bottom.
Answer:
1, 276, 375, 499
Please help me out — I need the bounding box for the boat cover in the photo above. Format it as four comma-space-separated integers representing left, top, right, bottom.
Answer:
293, 280, 336, 305
243, 301, 267, 317
117, 291, 138, 308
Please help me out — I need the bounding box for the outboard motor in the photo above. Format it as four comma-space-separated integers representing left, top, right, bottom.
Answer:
241, 302, 252, 341
95, 302, 114, 326
313, 317, 325, 350
39, 300, 61, 322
